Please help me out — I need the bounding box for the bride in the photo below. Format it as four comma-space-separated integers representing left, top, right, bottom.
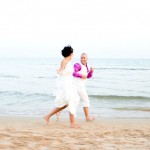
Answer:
44, 46, 80, 128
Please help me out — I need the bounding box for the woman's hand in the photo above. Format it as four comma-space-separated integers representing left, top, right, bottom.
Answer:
57, 69, 62, 74
82, 75, 87, 79
90, 67, 94, 73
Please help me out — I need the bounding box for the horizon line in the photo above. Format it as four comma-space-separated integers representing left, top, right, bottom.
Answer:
0, 57, 150, 59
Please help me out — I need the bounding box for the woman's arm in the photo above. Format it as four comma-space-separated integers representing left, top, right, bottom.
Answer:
73, 63, 82, 78
87, 67, 94, 78
73, 63, 86, 79
57, 59, 66, 74
73, 72, 82, 78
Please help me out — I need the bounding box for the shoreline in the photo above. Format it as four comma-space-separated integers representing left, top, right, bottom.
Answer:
1, 115, 150, 120
0, 116, 150, 149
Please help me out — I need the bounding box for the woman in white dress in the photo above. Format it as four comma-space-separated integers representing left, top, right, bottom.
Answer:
44, 46, 80, 128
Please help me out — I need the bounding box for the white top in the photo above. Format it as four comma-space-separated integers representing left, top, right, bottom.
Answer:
55, 62, 79, 115
74, 63, 89, 86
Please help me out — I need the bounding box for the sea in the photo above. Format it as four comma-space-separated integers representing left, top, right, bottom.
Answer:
0, 58, 150, 118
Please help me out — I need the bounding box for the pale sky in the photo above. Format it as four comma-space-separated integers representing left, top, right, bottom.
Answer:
0, 0, 150, 58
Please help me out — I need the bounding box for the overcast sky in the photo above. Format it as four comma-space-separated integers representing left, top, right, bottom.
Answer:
0, 0, 150, 58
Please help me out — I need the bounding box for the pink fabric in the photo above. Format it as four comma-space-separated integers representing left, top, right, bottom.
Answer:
73, 63, 82, 78
73, 63, 93, 78
86, 64, 93, 78
87, 70, 93, 78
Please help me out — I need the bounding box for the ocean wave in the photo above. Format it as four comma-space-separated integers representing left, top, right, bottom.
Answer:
27, 93, 52, 97
1, 91, 150, 101
0, 75, 20, 78
95, 67, 150, 71
89, 95, 150, 100
0, 91, 53, 98
0, 91, 23, 95
114, 107, 150, 112
36, 76, 56, 79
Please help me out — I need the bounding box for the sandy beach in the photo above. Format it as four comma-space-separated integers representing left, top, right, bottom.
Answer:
0, 117, 150, 150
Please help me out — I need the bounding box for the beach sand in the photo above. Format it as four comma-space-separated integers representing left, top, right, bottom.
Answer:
0, 117, 150, 150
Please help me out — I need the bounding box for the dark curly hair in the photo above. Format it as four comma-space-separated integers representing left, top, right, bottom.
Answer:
61, 45, 73, 57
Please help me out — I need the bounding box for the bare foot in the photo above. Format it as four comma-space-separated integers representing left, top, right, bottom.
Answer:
86, 116, 95, 122
55, 117, 60, 122
56, 112, 61, 122
44, 116, 50, 125
70, 123, 81, 129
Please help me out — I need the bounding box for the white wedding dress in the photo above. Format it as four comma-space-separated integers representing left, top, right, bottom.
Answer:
55, 62, 79, 115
